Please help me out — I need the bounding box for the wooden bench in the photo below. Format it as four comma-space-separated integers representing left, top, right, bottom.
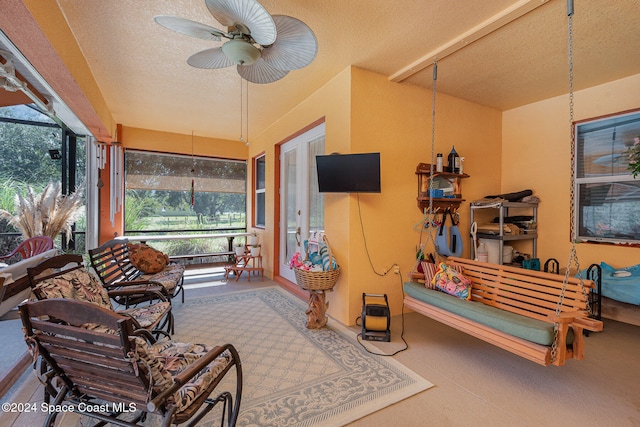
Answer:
89, 239, 185, 304
404, 257, 603, 366
169, 251, 235, 265
118, 232, 249, 266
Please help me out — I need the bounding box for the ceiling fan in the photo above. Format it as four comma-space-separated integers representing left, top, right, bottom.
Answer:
154, 0, 318, 84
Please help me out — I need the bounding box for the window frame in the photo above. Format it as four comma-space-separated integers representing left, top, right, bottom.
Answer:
253, 152, 266, 229
573, 108, 640, 245
123, 149, 247, 234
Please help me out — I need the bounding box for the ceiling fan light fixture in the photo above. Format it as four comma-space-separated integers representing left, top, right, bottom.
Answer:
158, 0, 317, 82
222, 39, 260, 65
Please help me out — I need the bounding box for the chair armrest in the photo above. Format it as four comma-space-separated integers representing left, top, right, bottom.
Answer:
172, 345, 225, 386
105, 280, 171, 298
131, 329, 159, 344
107, 285, 169, 302
544, 312, 575, 324
572, 316, 604, 332
148, 343, 240, 412
549, 312, 603, 331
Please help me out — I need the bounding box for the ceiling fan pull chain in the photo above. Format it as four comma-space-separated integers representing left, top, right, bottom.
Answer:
239, 74, 244, 142
246, 79, 250, 146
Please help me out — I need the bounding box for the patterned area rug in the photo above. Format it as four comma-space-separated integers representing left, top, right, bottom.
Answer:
76, 286, 432, 426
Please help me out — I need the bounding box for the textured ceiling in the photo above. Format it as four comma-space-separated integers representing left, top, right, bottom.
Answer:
5, 0, 640, 141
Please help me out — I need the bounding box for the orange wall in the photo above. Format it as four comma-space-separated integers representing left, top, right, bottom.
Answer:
251, 67, 352, 320
502, 73, 640, 270
251, 66, 502, 325
120, 126, 248, 160
347, 67, 501, 324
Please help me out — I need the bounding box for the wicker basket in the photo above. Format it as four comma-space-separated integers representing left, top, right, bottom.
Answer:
294, 236, 340, 291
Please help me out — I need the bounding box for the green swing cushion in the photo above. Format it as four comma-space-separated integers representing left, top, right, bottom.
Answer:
404, 281, 574, 346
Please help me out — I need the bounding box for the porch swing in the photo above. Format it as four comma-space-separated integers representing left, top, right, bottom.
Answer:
405, 0, 604, 366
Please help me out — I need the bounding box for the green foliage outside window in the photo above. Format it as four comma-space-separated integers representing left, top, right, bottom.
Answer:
0, 105, 86, 254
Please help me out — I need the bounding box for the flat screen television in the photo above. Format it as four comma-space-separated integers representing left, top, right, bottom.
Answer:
316, 153, 381, 193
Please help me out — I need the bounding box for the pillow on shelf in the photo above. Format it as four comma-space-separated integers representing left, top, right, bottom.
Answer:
431, 262, 472, 300
128, 243, 169, 274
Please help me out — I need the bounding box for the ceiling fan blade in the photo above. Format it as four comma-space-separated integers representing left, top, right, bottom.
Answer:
261, 15, 318, 71
205, 0, 276, 46
237, 58, 289, 84
154, 15, 228, 41
187, 47, 235, 69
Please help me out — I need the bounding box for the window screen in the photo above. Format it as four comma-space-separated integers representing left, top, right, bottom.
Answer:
124, 150, 246, 233
575, 110, 640, 243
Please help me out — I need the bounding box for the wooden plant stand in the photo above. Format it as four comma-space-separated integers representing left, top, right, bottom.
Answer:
223, 252, 264, 282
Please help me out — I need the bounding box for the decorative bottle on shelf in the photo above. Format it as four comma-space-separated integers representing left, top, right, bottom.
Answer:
447, 146, 460, 173
436, 153, 443, 172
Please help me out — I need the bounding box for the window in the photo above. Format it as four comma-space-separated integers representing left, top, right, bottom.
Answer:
574, 109, 640, 244
0, 105, 86, 253
124, 150, 246, 233
254, 153, 266, 228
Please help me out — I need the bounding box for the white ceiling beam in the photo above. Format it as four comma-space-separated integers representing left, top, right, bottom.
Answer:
389, 0, 551, 83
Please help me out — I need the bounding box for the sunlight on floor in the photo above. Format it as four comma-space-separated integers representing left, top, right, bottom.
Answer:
183, 266, 228, 288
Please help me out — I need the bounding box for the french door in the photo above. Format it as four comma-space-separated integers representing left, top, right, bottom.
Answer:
279, 123, 325, 283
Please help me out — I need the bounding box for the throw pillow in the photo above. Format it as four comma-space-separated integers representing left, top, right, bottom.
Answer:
421, 261, 439, 289
319, 242, 338, 271
128, 243, 169, 274
421, 261, 464, 289
431, 262, 472, 300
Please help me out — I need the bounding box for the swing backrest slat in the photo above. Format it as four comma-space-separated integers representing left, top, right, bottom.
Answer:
448, 257, 594, 323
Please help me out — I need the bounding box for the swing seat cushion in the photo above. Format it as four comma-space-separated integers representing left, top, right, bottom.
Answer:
404, 281, 574, 346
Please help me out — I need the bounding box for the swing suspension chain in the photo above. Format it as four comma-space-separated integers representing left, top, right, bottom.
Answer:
557, 5, 576, 319
553, 0, 590, 363
419, 59, 439, 261
428, 60, 438, 220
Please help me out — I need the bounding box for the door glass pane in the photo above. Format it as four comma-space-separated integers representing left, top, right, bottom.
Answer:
285, 149, 298, 261
256, 192, 265, 227
256, 156, 266, 189
308, 135, 325, 234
